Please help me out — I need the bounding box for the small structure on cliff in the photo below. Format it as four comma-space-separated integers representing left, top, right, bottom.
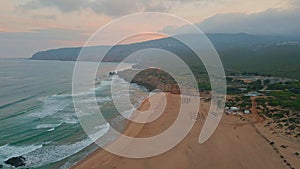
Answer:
109, 71, 117, 76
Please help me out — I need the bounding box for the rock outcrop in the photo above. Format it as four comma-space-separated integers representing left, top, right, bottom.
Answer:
118, 68, 180, 94
4, 156, 26, 167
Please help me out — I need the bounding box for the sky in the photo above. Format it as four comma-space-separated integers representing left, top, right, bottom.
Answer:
0, 0, 299, 58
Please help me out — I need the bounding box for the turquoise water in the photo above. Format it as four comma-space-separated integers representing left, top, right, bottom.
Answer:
0, 58, 147, 168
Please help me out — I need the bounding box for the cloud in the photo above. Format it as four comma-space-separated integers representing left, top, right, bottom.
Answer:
90, 0, 170, 17
32, 15, 57, 20
199, 8, 300, 35
290, 0, 300, 6
19, 0, 169, 17
19, 0, 85, 12
165, 8, 300, 36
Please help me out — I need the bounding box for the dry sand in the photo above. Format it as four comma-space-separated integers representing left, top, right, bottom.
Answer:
72, 93, 298, 169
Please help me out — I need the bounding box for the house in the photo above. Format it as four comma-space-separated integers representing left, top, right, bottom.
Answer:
244, 110, 251, 114
230, 107, 239, 111
244, 92, 260, 97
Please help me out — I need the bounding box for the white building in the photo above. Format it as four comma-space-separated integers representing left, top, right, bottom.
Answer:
244, 110, 251, 114
230, 107, 239, 111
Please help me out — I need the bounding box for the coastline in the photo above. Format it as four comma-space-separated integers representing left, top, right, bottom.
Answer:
71, 92, 299, 169
71, 92, 158, 169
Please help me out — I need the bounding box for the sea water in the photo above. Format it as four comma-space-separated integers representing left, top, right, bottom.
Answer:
0, 58, 148, 169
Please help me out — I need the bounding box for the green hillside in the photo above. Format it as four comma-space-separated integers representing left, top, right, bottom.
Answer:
31, 33, 300, 80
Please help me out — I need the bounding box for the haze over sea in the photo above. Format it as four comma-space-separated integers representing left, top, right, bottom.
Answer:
0, 58, 147, 169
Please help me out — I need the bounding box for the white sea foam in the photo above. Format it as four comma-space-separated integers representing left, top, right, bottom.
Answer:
79, 96, 112, 104
99, 80, 111, 86
90, 123, 110, 141
24, 140, 92, 167
35, 123, 62, 129
47, 128, 55, 132
0, 144, 43, 161
24, 123, 110, 168
28, 95, 71, 118
29, 76, 114, 120
97, 97, 112, 103
0, 123, 110, 168
63, 118, 79, 124
90, 80, 111, 91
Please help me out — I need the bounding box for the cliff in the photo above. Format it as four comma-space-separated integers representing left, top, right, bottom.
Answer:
118, 68, 180, 94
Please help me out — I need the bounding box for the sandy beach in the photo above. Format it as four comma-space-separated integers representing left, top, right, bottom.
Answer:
72, 93, 299, 169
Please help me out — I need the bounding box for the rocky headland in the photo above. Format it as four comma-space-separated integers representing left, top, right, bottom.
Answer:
118, 68, 181, 94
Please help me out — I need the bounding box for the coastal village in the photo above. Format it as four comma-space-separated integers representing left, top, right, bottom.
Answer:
218, 73, 300, 169
224, 74, 300, 139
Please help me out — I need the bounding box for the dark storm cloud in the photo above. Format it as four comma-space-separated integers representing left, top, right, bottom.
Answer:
198, 8, 300, 35
163, 8, 300, 36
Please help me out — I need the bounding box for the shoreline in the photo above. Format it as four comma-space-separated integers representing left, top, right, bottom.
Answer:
71, 92, 157, 169
71, 93, 299, 169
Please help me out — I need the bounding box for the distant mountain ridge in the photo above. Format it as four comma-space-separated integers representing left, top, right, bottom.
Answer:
31, 33, 289, 61
31, 33, 300, 79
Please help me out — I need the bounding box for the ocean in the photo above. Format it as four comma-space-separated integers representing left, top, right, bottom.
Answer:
0, 58, 148, 169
